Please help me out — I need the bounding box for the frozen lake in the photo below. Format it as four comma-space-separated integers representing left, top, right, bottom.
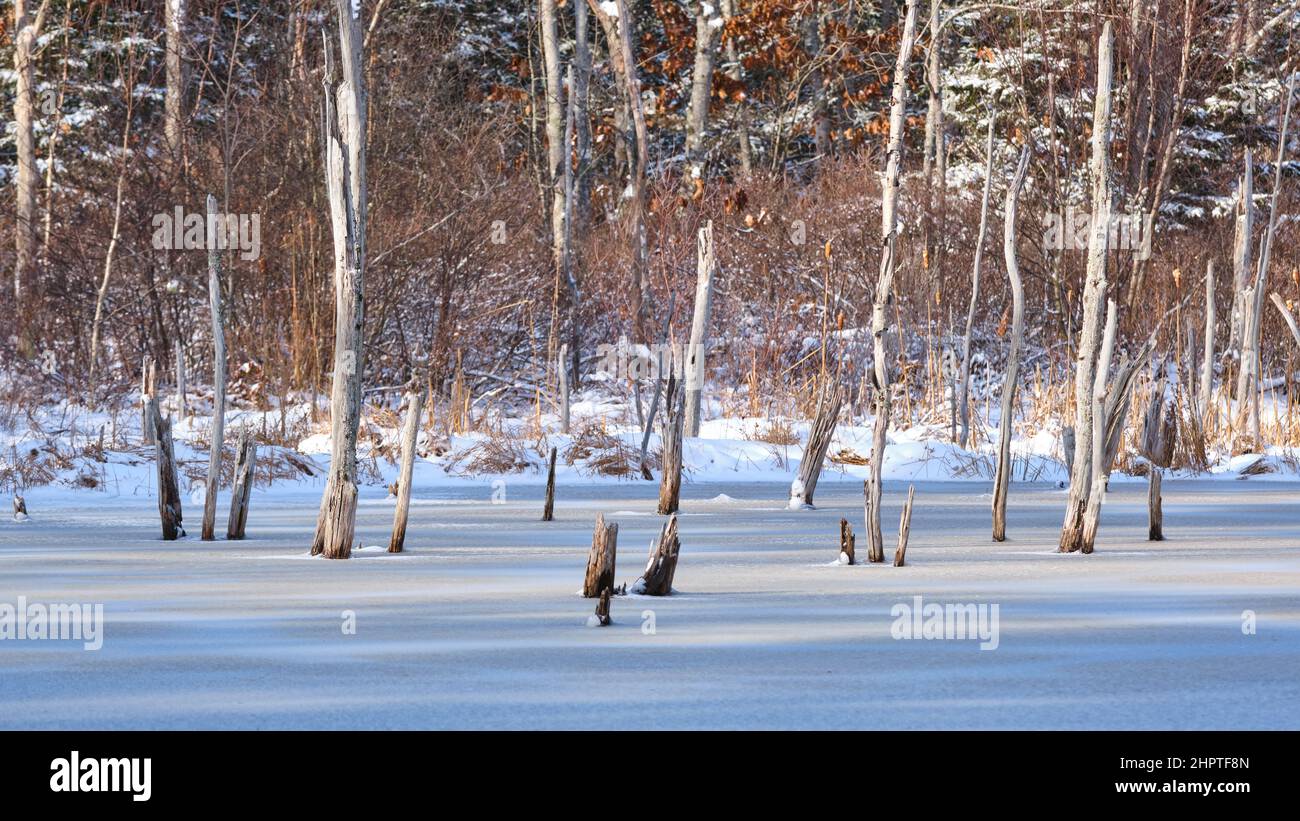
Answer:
2, 478, 1298, 729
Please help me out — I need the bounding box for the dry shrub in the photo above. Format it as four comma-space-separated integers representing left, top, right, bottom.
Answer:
445, 435, 535, 476
745, 418, 799, 445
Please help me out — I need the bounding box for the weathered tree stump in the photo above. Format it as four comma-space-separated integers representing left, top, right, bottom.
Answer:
1140, 375, 1177, 542
864, 479, 884, 563
153, 409, 185, 540
542, 446, 557, 521
13, 495, 28, 522
388, 388, 424, 552
838, 517, 855, 565
789, 385, 842, 509
637, 514, 680, 596
593, 586, 612, 626
1148, 469, 1163, 541
658, 388, 684, 515
226, 429, 257, 540
893, 484, 915, 567
583, 513, 618, 597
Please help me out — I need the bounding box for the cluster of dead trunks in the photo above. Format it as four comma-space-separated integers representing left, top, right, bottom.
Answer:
579, 513, 680, 627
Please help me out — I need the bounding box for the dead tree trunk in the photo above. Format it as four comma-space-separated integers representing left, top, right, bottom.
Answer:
1228, 149, 1254, 365
312, 1, 368, 559
613, 0, 651, 340
12, 0, 52, 308
13, 495, 28, 522
839, 518, 855, 565
658, 384, 685, 515
1141, 374, 1178, 541
583, 513, 618, 597
387, 388, 424, 552
1079, 299, 1119, 553
719, 0, 752, 173
637, 514, 680, 596
923, 0, 947, 297
164, 0, 186, 165
153, 408, 184, 541
226, 428, 257, 540
789, 386, 843, 509
864, 480, 883, 563
867, 0, 919, 556
957, 116, 995, 448
202, 194, 226, 542
1270, 292, 1300, 351
558, 345, 570, 435
593, 587, 612, 626
683, 221, 716, 437
141, 356, 157, 445
542, 445, 557, 522
992, 146, 1031, 542
540, 0, 567, 280
1060, 21, 1114, 554
573, 0, 593, 229
893, 484, 915, 567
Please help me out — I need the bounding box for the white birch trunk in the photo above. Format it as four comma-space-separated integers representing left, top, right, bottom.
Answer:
992, 146, 1030, 542
387, 388, 424, 553
202, 193, 227, 542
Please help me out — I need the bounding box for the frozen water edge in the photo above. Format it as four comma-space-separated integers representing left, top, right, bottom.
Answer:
0, 479, 1297, 729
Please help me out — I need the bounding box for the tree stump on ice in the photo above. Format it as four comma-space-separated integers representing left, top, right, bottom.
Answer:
637, 514, 680, 596
542, 446, 557, 521
153, 408, 185, 540
583, 513, 618, 597
838, 518, 855, 565
1140, 377, 1178, 541
658, 387, 684, 515
226, 429, 257, 540
789, 386, 842, 509
592, 586, 612, 626
893, 484, 915, 566
13, 495, 28, 522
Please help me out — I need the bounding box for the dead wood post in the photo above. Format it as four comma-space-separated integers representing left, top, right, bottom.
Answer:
583, 513, 618, 597
992, 146, 1031, 542
839, 518, 855, 565
387, 387, 424, 552
153, 406, 184, 540
311, 1, 368, 559
141, 356, 156, 445
658, 381, 685, 515
13, 495, 27, 521
1270, 292, 1300, 351
1141, 373, 1178, 541
867, 0, 919, 557
226, 427, 257, 540
893, 484, 915, 567
1060, 21, 1114, 554
202, 193, 226, 542
684, 220, 716, 437
637, 293, 677, 479
542, 445, 558, 521
638, 514, 680, 596
789, 385, 843, 509
958, 114, 996, 448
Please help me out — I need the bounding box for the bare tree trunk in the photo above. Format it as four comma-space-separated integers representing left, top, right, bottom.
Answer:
789, 386, 843, 509
202, 194, 227, 542
923, 0, 946, 294
1141, 376, 1177, 542
719, 0, 752, 173
540, 0, 567, 279
1270, 292, 1300, 351
87, 89, 135, 390
226, 428, 257, 540
583, 513, 618, 597
637, 514, 680, 596
958, 115, 995, 448
542, 445, 557, 521
164, 0, 186, 165
12, 0, 52, 309
312, 1, 368, 560
685, 2, 720, 182
802, 7, 832, 164
558, 345, 570, 435
1060, 21, 1114, 554
893, 484, 915, 567
573, 0, 593, 229
387, 388, 424, 552
1148, 469, 1163, 541
175, 339, 187, 423
1228, 150, 1255, 362
1079, 299, 1119, 552
866, 0, 918, 557
613, 0, 651, 341
141, 356, 157, 445
684, 221, 716, 437
992, 146, 1030, 542
1199, 259, 1216, 420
